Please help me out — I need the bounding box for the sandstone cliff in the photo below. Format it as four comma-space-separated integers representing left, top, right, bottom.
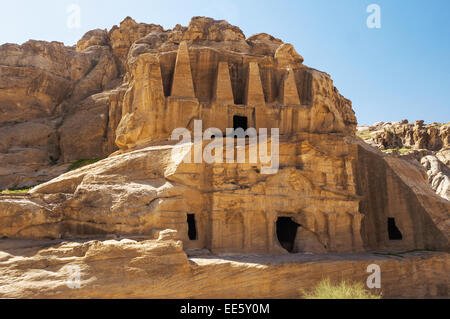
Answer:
0, 238, 447, 298
357, 120, 450, 201
0, 16, 356, 190
0, 38, 122, 189
0, 17, 448, 298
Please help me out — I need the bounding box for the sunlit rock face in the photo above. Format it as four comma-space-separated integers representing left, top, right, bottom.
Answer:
0, 16, 448, 258
358, 120, 450, 201
114, 21, 356, 149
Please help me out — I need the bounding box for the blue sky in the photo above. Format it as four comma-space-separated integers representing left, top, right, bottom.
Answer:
1, 0, 449, 124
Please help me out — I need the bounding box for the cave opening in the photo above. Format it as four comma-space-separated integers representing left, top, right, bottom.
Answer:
387, 218, 403, 240
233, 115, 248, 138
276, 217, 300, 253
187, 214, 197, 240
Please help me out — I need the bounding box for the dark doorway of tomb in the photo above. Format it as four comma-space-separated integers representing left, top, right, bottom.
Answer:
187, 214, 197, 240
233, 115, 248, 138
387, 217, 402, 240
276, 217, 300, 252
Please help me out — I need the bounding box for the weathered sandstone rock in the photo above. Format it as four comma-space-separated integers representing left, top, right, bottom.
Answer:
0, 35, 121, 189
357, 121, 450, 201
0, 16, 448, 299
1, 16, 448, 252
0, 238, 447, 298
421, 155, 450, 201
0, 136, 447, 255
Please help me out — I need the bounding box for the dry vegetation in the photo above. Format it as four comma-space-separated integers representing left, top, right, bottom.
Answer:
302, 278, 382, 299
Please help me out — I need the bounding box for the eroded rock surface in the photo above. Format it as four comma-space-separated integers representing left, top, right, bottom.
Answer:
0, 238, 447, 298
0, 137, 447, 255
357, 121, 450, 201
0, 37, 121, 189
0, 17, 448, 299
1, 16, 356, 190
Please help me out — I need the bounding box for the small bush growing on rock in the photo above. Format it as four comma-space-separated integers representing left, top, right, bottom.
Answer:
0, 187, 31, 194
302, 278, 382, 299
356, 130, 374, 140
85, 58, 100, 76
68, 158, 102, 171
382, 147, 411, 154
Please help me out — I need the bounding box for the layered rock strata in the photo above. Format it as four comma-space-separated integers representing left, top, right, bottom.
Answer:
358, 121, 450, 201
0, 17, 448, 299
0, 238, 447, 298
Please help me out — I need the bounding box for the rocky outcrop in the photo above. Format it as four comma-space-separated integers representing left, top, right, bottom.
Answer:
0, 37, 121, 189
1, 16, 448, 252
0, 17, 448, 299
108, 17, 164, 73
371, 120, 449, 151
0, 16, 356, 190
0, 136, 447, 254
0, 138, 359, 254
353, 139, 449, 250
357, 121, 450, 201
114, 40, 355, 149
421, 155, 450, 201
0, 238, 447, 298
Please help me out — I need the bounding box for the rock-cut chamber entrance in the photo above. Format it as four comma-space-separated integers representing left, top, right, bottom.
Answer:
233, 115, 248, 136
276, 217, 300, 253
187, 214, 197, 240
387, 217, 402, 240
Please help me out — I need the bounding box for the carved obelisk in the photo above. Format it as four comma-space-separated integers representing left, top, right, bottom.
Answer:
171, 41, 196, 99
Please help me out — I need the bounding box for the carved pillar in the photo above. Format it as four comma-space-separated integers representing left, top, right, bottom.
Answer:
214, 61, 234, 104
265, 211, 278, 252
171, 41, 196, 99
344, 159, 356, 193
326, 212, 337, 251
350, 212, 364, 252
245, 62, 265, 106
304, 214, 315, 232
211, 212, 224, 251
148, 59, 165, 134
243, 213, 252, 251
282, 68, 301, 105
142, 62, 151, 109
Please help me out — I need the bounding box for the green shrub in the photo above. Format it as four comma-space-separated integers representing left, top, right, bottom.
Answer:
1, 187, 31, 194
382, 147, 411, 154
355, 130, 373, 140
85, 58, 100, 76
68, 158, 102, 171
302, 278, 382, 299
